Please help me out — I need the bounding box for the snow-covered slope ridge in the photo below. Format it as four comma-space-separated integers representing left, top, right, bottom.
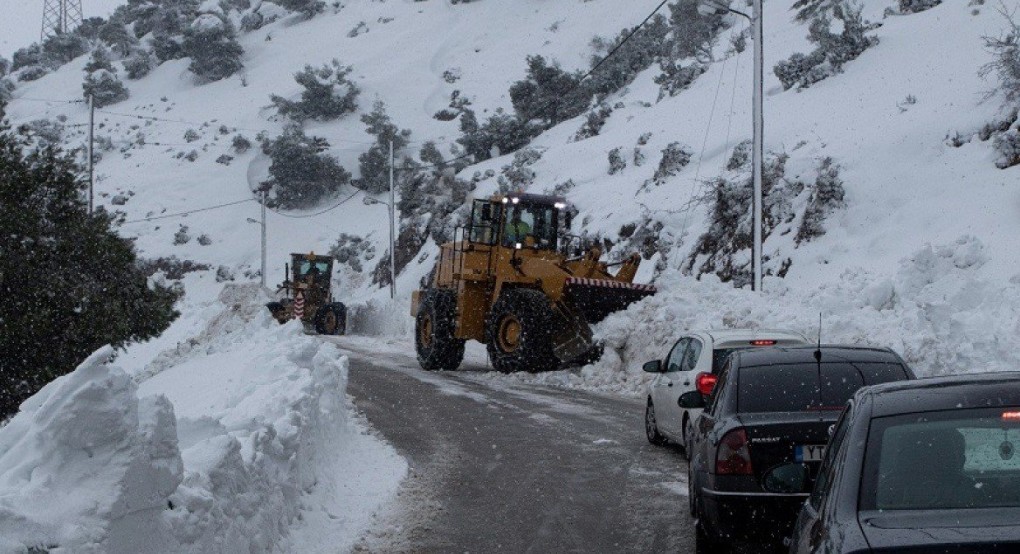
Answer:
4, 1, 1018, 334
0, 284, 405, 553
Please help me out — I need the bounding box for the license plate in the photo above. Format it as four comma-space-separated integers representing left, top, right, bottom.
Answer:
795, 444, 826, 462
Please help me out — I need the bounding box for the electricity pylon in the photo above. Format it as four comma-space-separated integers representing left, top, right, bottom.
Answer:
41, 0, 83, 41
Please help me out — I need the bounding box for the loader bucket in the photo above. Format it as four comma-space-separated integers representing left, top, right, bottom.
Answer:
562, 277, 657, 324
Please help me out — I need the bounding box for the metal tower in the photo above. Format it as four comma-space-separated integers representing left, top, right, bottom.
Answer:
40, 0, 83, 41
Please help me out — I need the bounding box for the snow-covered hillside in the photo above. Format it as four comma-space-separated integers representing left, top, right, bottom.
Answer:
2, 0, 1019, 382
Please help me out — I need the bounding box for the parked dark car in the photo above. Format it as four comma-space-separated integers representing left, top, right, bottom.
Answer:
785, 372, 1020, 554
682, 346, 915, 553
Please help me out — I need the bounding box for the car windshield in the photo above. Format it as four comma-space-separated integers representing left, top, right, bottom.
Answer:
737, 362, 908, 413
861, 407, 1020, 511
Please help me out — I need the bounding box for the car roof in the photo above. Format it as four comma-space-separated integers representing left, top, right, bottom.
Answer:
859, 372, 1020, 417
733, 345, 903, 368
702, 328, 811, 347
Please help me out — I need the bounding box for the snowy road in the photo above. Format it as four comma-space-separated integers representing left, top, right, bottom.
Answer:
330, 338, 695, 553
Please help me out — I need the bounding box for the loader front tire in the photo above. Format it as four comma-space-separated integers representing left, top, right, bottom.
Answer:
486, 289, 559, 374
314, 303, 347, 335
416, 289, 465, 371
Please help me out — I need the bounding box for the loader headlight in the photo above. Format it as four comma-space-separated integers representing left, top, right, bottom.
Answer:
554, 202, 567, 209
515, 243, 523, 250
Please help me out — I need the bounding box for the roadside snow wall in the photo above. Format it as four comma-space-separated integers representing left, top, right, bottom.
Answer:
589, 235, 1020, 395
0, 284, 357, 553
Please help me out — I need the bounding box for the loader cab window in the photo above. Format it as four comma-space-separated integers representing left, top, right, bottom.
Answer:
503, 202, 558, 250
296, 260, 330, 282
469, 200, 498, 244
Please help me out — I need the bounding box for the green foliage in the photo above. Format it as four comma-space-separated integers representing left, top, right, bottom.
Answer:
260, 125, 351, 208
274, 0, 325, 18
182, 14, 244, 82
456, 108, 541, 162
356, 101, 412, 193
271, 60, 360, 121
774, 1, 878, 90
509, 55, 590, 127
0, 115, 179, 418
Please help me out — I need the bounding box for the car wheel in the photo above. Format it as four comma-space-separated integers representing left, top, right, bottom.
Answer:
695, 520, 725, 554
645, 400, 667, 446
687, 462, 697, 518
681, 415, 693, 460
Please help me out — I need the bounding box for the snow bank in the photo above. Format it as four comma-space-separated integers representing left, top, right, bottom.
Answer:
0, 284, 405, 553
480, 236, 1020, 397
0, 347, 182, 553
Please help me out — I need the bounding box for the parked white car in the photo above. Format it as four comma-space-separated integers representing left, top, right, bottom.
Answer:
642, 329, 811, 456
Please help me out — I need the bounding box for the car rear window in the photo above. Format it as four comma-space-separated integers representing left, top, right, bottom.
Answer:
861, 407, 1020, 511
712, 349, 736, 373
737, 362, 908, 413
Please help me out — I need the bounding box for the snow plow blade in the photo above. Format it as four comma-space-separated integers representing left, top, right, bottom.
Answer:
562, 277, 657, 325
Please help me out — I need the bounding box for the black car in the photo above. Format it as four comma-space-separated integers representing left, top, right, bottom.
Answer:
786, 372, 1020, 554
682, 346, 915, 553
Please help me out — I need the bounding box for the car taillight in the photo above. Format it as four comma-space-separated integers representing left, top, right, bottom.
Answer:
750, 339, 777, 346
696, 372, 718, 396
1003, 411, 1020, 421
716, 428, 753, 475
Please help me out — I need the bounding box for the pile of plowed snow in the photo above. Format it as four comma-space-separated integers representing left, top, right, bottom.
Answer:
483, 236, 1020, 397
0, 284, 405, 554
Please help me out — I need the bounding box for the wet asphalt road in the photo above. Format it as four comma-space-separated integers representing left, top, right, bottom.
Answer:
332, 339, 696, 553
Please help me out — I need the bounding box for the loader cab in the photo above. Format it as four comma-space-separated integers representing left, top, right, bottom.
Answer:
469, 194, 569, 251
291, 253, 333, 289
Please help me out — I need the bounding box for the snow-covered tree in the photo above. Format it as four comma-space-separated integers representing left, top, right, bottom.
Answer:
0, 56, 9, 78
774, 1, 878, 90
0, 112, 179, 418
123, 50, 155, 79
509, 55, 589, 127
182, 13, 244, 82
83, 48, 129, 107
98, 21, 138, 57
260, 125, 351, 209
899, 0, 941, 14
982, 9, 1020, 104
274, 0, 325, 18
271, 60, 360, 121
84, 45, 115, 74
41, 32, 90, 66
457, 108, 540, 162
608, 147, 626, 175
356, 101, 412, 194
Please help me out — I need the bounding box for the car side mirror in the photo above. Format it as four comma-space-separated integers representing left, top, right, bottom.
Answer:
642, 360, 662, 373
678, 391, 706, 409
762, 463, 811, 494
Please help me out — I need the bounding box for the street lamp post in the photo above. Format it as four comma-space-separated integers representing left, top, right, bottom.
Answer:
247, 190, 267, 288
699, 0, 763, 292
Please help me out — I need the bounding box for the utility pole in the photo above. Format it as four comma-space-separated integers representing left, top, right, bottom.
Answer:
388, 140, 396, 300
751, 0, 763, 293
260, 190, 267, 288
87, 94, 94, 214
40, 0, 83, 40
697, 0, 763, 292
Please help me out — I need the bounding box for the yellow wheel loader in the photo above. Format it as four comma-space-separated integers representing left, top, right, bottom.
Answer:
410, 193, 656, 373
267, 252, 347, 335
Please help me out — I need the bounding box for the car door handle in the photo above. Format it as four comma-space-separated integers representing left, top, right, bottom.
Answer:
665, 380, 673, 387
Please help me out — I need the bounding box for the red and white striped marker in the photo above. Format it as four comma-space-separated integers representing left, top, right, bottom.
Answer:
293, 292, 305, 320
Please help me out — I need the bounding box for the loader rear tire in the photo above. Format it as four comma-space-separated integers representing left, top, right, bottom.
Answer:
486, 289, 559, 374
416, 289, 465, 371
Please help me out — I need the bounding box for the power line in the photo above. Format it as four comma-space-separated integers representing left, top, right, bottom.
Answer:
265, 188, 363, 218
14, 97, 84, 104
120, 198, 257, 224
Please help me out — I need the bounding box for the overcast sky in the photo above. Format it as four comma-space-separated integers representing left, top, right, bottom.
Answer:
1, 0, 123, 58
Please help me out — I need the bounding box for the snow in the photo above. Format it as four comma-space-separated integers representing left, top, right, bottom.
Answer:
2, 0, 1020, 542
0, 285, 405, 553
